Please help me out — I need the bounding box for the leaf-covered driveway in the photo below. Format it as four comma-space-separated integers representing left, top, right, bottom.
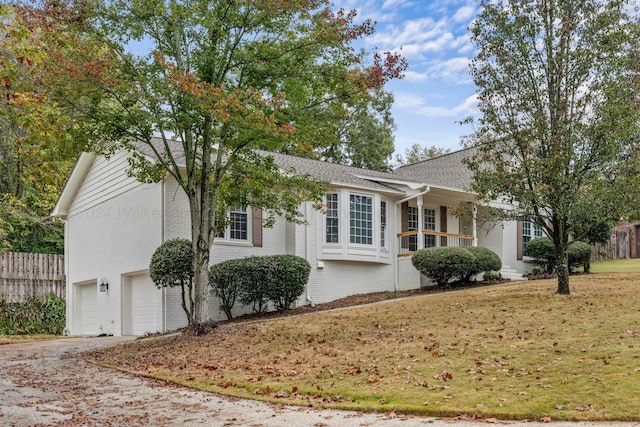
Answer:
0, 336, 454, 426
1, 336, 633, 427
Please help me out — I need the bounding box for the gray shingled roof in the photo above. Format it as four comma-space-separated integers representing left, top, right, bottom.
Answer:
394, 146, 477, 192
135, 138, 424, 194
262, 150, 423, 194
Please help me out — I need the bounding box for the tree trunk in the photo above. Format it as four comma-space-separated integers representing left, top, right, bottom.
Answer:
179, 283, 192, 326
191, 236, 210, 334
556, 248, 570, 295
188, 183, 212, 334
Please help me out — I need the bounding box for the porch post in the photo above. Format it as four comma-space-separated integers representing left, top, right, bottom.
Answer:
417, 194, 424, 250
472, 203, 478, 247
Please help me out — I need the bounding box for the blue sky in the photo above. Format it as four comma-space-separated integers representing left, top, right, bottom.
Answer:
334, 0, 480, 156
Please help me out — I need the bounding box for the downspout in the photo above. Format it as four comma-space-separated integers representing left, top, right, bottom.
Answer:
64, 219, 70, 335
393, 186, 430, 292
161, 180, 166, 333
304, 202, 314, 307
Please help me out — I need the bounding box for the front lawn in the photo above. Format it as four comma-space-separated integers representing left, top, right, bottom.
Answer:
0, 335, 59, 345
86, 272, 640, 421
591, 258, 640, 272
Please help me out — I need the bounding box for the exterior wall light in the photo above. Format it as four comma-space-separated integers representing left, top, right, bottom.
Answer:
99, 278, 109, 292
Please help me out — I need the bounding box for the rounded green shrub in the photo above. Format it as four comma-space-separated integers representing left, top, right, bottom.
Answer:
210, 254, 311, 317
149, 238, 194, 289
209, 259, 244, 320
265, 255, 311, 311
149, 238, 194, 324
526, 237, 592, 273
568, 241, 592, 272
466, 246, 502, 280
411, 247, 475, 286
525, 237, 556, 272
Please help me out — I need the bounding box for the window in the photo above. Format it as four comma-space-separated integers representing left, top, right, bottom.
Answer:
229, 207, 248, 240
213, 207, 249, 241
350, 194, 373, 245
325, 193, 339, 243
380, 201, 387, 248
522, 220, 543, 255
424, 208, 437, 248
408, 206, 418, 252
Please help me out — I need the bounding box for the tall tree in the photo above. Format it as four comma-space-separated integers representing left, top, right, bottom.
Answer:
37, 0, 405, 333
320, 89, 397, 172
0, 2, 103, 253
465, 0, 640, 294
393, 143, 451, 166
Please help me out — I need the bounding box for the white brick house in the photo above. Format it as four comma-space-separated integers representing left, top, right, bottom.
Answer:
53, 145, 529, 336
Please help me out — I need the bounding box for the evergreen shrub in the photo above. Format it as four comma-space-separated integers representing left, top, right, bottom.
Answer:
0, 293, 65, 335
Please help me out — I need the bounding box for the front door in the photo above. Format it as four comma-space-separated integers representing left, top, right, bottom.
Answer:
635, 226, 640, 258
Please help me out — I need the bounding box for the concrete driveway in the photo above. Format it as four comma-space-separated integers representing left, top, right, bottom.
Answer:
0, 337, 636, 427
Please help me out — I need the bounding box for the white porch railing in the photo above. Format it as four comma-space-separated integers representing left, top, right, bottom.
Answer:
397, 230, 474, 257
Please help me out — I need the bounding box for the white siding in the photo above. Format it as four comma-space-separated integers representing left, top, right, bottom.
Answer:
65, 155, 162, 336
304, 204, 396, 305
397, 258, 421, 291
68, 151, 143, 217
165, 286, 189, 331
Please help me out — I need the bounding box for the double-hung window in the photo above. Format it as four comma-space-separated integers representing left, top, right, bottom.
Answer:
229, 207, 248, 240
522, 220, 543, 255
350, 194, 373, 245
424, 208, 437, 248
380, 201, 387, 248
215, 207, 249, 241
325, 193, 339, 243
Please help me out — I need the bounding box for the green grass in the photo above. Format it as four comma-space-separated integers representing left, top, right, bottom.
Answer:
591, 258, 640, 272
87, 272, 640, 422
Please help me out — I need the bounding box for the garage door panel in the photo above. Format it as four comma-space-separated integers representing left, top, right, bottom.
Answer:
76, 282, 97, 336
124, 273, 160, 336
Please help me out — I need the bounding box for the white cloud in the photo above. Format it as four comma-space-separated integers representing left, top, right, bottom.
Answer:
394, 93, 478, 117
393, 92, 427, 110
453, 6, 475, 23
381, 0, 414, 9
427, 57, 471, 83
402, 70, 427, 82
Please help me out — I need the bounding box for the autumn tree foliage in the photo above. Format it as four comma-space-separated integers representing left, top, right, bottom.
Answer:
0, 2, 112, 252
465, 0, 640, 294
19, 0, 405, 333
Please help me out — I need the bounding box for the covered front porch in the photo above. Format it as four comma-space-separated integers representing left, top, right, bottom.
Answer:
394, 187, 478, 258
392, 188, 479, 290
397, 229, 475, 257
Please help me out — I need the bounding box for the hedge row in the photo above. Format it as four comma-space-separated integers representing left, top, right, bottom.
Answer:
0, 293, 65, 335
209, 254, 310, 319
411, 246, 502, 287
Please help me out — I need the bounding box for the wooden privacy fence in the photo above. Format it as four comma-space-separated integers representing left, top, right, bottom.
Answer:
0, 252, 65, 302
591, 229, 631, 262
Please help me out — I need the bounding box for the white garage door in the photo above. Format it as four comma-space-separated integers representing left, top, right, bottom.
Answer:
123, 273, 160, 336
76, 281, 98, 336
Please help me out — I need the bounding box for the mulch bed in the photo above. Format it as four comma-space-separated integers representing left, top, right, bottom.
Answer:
219, 279, 511, 325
